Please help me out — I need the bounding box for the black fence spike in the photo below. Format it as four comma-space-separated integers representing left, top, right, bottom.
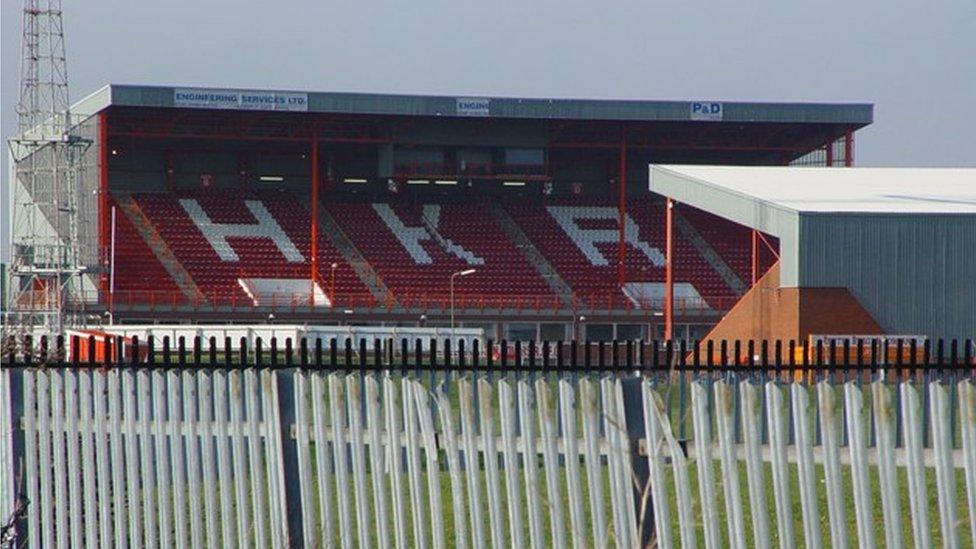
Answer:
286, 338, 294, 367
271, 337, 279, 368
472, 338, 480, 368
458, 339, 466, 369
129, 336, 139, 367
40, 335, 49, 363
209, 337, 218, 366
162, 336, 171, 367
70, 335, 80, 367
359, 338, 367, 373
399, 338, 408, 374
88, 335, 97, 368
23, 335, 34, 365
177, 336, 186, 366
5, 335, 17, 365
508, 339, 517, 371
55, 334, 65, 363
255, 337, 264, 367
429, 338, 437, 371
239, 337, 248, 366
223, 337, 232, 367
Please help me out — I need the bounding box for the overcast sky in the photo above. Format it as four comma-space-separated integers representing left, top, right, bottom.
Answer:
2, 0, 975, 260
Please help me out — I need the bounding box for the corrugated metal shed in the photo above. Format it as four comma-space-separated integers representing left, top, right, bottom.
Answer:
649, 165, 976, 339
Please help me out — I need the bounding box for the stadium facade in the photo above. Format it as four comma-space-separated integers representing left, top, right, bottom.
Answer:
8, 84, 875, 341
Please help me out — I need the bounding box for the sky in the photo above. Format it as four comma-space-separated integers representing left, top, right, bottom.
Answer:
2, 0, 975, 261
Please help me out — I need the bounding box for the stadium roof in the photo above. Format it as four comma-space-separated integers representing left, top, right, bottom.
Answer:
72, 84, 873, 125
649, 166, 976, 215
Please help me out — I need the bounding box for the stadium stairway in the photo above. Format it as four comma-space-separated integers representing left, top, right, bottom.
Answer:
673, 210, 747, 295
315, 207, 395, 305
113, 191, 204, 301
488, 202, 574, 305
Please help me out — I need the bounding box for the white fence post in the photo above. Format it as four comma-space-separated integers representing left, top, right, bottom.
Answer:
715, 380, 747, 549
958, 380, 976, 549
901, 381, 932, 548
817, 381, 849, 548
871, 381, 903, 549
691, 382, 721, 549
929, 382, 960, 549
740, 381, 771, 549
789, 383, 822, 549
765, 382, 795, 549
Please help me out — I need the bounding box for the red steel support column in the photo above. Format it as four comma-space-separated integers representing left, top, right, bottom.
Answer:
98, 112, 110, 294
825, 139, 834, 167
751, 229, 759, 285
664, 197, 674, 341
617, 136, 627, 288
310, 127, 320, 287
844, 130, 854, 166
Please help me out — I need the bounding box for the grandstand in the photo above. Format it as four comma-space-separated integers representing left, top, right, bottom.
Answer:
9, 84, 873, 340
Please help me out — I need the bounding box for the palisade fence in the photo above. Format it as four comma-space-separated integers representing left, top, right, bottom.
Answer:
1, 335, 975, 548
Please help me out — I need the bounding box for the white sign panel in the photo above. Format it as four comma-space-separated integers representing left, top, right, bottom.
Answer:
456, 97, 490, 117
690, 101, 723, 121
174, 88, 308, 112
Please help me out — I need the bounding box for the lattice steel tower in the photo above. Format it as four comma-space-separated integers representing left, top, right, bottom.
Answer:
7, 0, 90, 337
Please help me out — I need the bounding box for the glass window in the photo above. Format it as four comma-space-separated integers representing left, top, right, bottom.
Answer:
540, 323, 568, 342
584, 324, 613, 342
616, 324, 646, 342
505, 322, 537, 343
504, 148, 545, 165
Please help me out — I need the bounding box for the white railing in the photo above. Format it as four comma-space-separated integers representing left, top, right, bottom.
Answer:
2, 367, 974, 548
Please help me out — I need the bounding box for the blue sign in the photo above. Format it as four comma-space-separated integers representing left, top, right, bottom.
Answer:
175, 89, 308, 112
456, 98, 490, 117
690, 102, 723, 121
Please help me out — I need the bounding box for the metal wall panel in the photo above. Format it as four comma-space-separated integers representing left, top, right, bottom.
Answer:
798, 214, 976, 339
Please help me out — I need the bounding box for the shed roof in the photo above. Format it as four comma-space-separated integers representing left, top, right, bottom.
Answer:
650, 165, 976, 215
